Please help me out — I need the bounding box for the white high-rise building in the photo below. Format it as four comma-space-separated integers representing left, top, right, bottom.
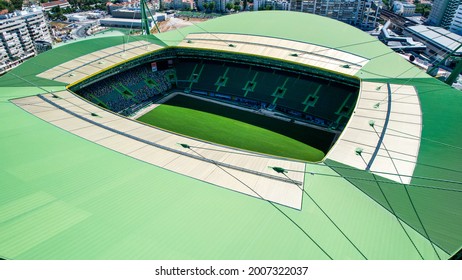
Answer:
265, 0, 290, 10
23, 11, 52, 43
197, 0, 232, 11
0, 8, 51, 74
254, 0, 261, 10
392, 1, 416, 17
428, 0, 462, 28
450, 5, 462, 35
289, 0, 381, 30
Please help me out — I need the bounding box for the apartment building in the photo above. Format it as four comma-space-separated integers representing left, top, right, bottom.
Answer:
289, 0, 381, 30
450, 5, 462, 35
427, 0, 462, 29
0, 9, 51, 74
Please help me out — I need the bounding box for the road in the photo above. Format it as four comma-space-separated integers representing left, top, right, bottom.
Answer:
75, 23, 92, 38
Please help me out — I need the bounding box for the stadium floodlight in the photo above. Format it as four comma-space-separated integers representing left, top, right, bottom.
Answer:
269, 166, 288, 174
369, 120, 375, 127
50, 91, 60, 99
355, 147, 363, 156
177, 143, 191, 149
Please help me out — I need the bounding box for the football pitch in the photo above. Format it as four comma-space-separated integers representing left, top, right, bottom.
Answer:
137, 94, 327, 162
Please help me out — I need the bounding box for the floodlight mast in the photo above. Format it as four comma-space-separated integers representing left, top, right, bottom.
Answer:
426, 42, 462, 86
140, 0, 161, 35
445, 58, 462, 86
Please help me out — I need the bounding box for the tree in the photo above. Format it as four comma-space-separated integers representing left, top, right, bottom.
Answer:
415, 3, 431, 17
49, 5, 67, 20
225, 2, 233, 10
382, 0, 390, 9
0, 0, 14, 12
51, 5, 62, 14
63, 7, 74, 14
208, 1, 215, 11
10, 0, 23, 10
259, 4, 273, 10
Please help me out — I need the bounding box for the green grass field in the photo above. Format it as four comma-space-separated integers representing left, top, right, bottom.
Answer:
137, 95, 327, 162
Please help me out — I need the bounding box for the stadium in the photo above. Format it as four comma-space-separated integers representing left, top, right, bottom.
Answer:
1, 11, 462, 260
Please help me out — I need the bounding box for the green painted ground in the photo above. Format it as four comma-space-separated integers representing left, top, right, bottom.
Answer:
1, 87, 333, 260
1, 12, 461, 259
137, 95, 325, 162
344, 77, 462, 253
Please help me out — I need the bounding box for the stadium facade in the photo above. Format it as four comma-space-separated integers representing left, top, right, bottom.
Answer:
1, 11, 462, 260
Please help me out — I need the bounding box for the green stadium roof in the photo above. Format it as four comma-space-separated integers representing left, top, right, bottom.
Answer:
1, 11, 461, 260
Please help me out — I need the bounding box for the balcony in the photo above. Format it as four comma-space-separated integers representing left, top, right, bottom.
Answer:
2, 34, 13, 40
